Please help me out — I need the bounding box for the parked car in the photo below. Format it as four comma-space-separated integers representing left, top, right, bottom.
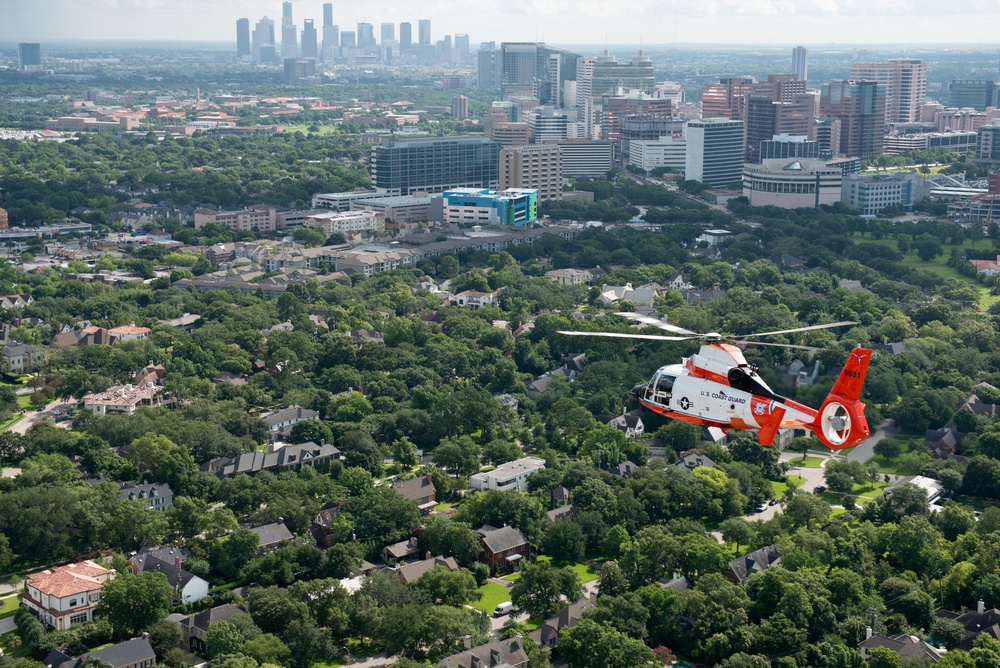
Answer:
814, 485, 827, 494
754, 502, 768, 513
768, 499, 778, 506
493, 602, 513, 617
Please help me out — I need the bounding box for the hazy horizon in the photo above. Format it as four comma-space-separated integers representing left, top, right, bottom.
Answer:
3, 0, 1000, 48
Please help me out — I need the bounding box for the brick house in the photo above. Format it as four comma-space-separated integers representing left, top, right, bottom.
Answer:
476, 525, 530, 572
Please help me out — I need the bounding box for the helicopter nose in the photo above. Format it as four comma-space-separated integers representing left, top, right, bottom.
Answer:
632, 383, 646, 401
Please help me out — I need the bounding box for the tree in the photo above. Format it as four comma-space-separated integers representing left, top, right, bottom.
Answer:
100, 571, 174, 638
542, 520, 586, 562
510, 561, 583, 619
147, 619, 184, 657
212, 528, 260, 578
207, 621, 246, 659
719, 518, 756, 553
420, 517, 483, 565
866, 647, 902, 668
433, 435, 482, 477
557, 619, 656, 668
244, 634, 292, 666
598, 560, 628, 597
931, 616, 968, 649
411, 566, 481, 606
126, 433, 197, 489
727, 435, 785, 480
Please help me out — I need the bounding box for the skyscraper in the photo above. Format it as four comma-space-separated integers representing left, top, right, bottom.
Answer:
792, 46, 808, 82
418, 20, 431, 46
251, 17, 276, 63
500, 43, 579, 107
236, 19, 251, 59
684, 118, 745, 187
281, 1, 296, 58
301, 19, 317, 59
701, 77, 755, 120
380, 23, 395, 43
323, 3, 332, 26
452, 95, 469, 120
455, 34, 470, 62
590, 51, 656, 97
371, 136, 501, 195
478, 48, 502, 90
282, 2, 292, 24
820, 80, 886, 159
357, 23, 376, 48
399, 23, 412, 51
850, 58, 927, 124
744, 97, 813, 162
17, 43, 41, 72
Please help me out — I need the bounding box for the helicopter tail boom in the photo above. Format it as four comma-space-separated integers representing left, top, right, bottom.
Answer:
812, 348, 873, 449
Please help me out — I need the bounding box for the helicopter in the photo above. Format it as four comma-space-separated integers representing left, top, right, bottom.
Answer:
559, 314, 873, 450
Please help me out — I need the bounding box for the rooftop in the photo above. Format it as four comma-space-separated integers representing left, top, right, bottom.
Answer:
27, 560, 111, 598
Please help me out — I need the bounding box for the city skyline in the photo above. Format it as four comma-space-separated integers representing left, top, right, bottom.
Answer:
3, 0, 1000, 45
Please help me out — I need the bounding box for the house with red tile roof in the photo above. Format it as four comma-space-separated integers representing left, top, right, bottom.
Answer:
22, 560, 114, 630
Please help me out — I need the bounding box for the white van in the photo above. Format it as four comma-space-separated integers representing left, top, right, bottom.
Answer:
493, 601, 513, 617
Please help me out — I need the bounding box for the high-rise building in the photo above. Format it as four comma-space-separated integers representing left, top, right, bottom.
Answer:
499, 144, 563, 201
478, 49, 502, 90
557, 140, 613, 176
323, 3, 332, 26
501, 43, 579, 107
452, 95, 469, 121
760, 134, 820, 160
418, 20, 431, 46
605, 93, 671, 157
813, 118, 842, 157
357, 23, 375, 48
590, 51, 655, 97
820, 80, 886, 159
251, 17, 276, 63
399, 23, 412, 50
455, 34, 470, 62
745, 97, 813, 162
301, 20, 318, 59
321, 3, 337, 60
950, 80, 997, 112
17, 43, 42, 72
527, 106, 570, 143
284, 58, 316, 84
236, 19, 251, 59
280, 1, 296, 57
701, 77, 755, 120
380, 23, 395, 43
371, 136, 501, 195
850, 59, 927, 124
976, 121, 1000, 163
792, 47, 808, 82
340, 31, 356, 48
576, 56, 596, 108
684, 118, 745, 187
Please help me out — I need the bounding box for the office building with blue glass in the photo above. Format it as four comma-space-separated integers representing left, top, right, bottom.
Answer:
371, 136, 501, 195
435, 189, 538, 226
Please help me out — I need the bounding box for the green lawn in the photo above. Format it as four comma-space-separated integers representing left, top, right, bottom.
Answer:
342, 639, 380, 659
16, 395, 31, 409
0, 595, 19, 618
311, 659, 347, 668
787, 456, 826, 469
282, 124, 339, 135
816, 480, 889, 506
0, 630, 26, 657
472, 582, 511, 614
772, 474, 807, 498
434, 502, 456, 514
867, 454, 901, 474
534, 555, 601, 583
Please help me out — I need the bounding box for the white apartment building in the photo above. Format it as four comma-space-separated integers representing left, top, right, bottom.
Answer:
629, 135, 687, 173
303, 210, 385, 236
469, 457, 545, 492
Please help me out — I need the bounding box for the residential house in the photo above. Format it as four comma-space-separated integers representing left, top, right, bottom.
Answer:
526, 367, 574, 399
551, 485, 570, 505
3, 341, 45, 373
178, 603, 244, 654
599, 410, 645, 439
118, 481, 173, 510
545, 268, 592, 286
452, 289, 500, 309
212, 372, 247, 386
885, 475, 945, 505
560, 353, 587, 374
546, 504, 575, 523
82, 384, 166, 416
659, 575, 692, 592
598, 283, 660, 313
391, 475, 437, 513
782, 359, 821, 387
133, 545, 190, 569
676, 453, 716, 470
201, 442, 340, 478
133, 364, 166, 387
0, 294, 33, 309
667, 272, 693, 291
382, 537, 422, 566
476, 525, 530, 571
972, 255, 1000, 276
107, 324, 152, 342
44, 637, 156, 668
493, 393, 519, 411
530, 593, 596, 649
22, 560, 114, 630
128, 554, 208, 605
609, 460, 640, 479
872, 342, 906, 355
52, 326, 118, 347
469, 457, 545, 492
393, 556, 459, 585
726, 546, 781, 585
350, 329, 385, 345
249, 520, 294, 556
439, 637, 529, 668
936, 602, 1000, 651
309, 501, 344, 548
858, 633, 944, 664
926, 428, 967, 461
261, 406, 320, 436
778, 254, 805, 271
156, 313, 201, 331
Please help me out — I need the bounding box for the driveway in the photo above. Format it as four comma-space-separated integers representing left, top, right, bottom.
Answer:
847, 419, 897, 463
0, 616, 15, 634
7, 399, 77, 435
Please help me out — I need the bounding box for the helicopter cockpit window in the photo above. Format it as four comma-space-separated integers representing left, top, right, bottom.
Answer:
650, 374, 675, 404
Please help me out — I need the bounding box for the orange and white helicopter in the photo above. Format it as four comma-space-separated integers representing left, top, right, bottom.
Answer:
559, 314, 873, 450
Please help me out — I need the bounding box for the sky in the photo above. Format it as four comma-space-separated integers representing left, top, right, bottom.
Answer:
3, 0, 1000, 46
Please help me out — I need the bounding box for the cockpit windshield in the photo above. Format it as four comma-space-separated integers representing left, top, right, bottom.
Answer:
644, 373, 675, 405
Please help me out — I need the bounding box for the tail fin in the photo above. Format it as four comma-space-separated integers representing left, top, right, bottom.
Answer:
813, 348, 873, 449
829, 348, 873, 402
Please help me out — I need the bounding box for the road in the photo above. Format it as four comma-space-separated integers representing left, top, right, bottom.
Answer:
847, 419, 897, 463
8, 398, 77, 435
0, 615, 15, 635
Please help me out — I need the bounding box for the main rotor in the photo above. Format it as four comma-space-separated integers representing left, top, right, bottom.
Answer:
558, 313, 857, 351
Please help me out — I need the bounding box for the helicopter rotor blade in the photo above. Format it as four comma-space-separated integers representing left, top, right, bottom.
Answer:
734, 321, 858, 340
557, 330, 696, 342
737, 340, 823, 352
617, 312, 699, 336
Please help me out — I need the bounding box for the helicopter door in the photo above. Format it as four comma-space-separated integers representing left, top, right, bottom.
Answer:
650, 374, 675, 406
